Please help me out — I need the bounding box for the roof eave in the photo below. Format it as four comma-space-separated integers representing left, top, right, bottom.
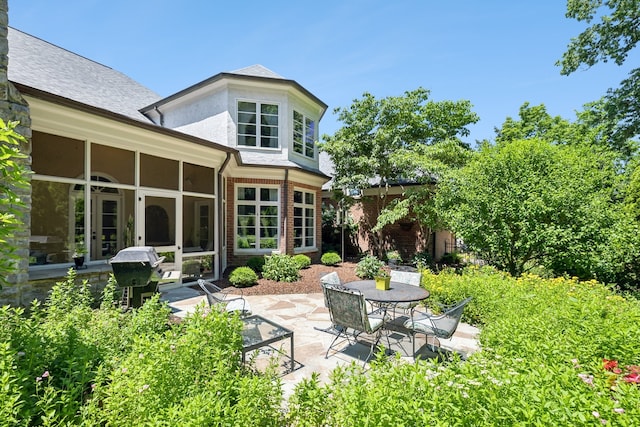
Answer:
139, 72, 328, 115
14, 82, 237, 154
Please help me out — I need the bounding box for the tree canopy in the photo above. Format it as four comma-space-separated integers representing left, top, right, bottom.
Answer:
436, 138, 618, 277
558, 0, 640, 156
320, 87, 478, 193
320, 88, 478, 253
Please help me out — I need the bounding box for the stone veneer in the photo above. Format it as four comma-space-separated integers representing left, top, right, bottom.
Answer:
0, 0, 33, 306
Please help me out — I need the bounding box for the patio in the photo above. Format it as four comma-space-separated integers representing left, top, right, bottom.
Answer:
161, 287, 480, 397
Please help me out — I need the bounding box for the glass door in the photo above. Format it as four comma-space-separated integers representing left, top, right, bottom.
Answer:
92, 194, 122, 259
138, 191, 181, 284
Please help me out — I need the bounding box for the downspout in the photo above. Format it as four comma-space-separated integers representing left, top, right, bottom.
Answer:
283, 169, 289, 254
217, 153, 231, 278
154, 106, 164, 127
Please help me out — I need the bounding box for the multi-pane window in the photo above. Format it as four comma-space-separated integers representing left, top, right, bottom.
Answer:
293, 111, 316, 158
293, 189, 315, 249
237, 101, 279, 148
236, 186, 279, 250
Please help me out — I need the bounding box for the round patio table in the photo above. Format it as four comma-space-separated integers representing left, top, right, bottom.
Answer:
344, 280, 429, 305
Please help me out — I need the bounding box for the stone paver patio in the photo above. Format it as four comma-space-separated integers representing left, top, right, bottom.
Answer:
161, 287, 480, 397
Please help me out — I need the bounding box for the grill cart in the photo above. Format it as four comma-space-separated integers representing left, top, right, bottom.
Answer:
109, 246, 165, 308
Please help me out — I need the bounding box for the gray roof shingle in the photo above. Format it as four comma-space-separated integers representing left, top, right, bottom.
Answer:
7, 27, 160, 122
230, 64, 284, 79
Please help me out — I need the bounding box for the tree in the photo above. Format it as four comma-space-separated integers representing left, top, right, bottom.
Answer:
436, 138, 618, 277
0, 119, 29, 289
496, 101, 635, 162
558, 0, 640, 157
320, 88, 478, 255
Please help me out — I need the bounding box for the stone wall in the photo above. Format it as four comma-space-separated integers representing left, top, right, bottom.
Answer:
0, 0, 33, 306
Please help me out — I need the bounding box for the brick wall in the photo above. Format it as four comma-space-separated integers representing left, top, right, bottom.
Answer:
347, 193, 446, 262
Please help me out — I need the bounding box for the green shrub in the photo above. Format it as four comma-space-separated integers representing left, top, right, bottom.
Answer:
411, 250, 433, 269
246, 256, 266, 273
440, 251, 463, 265
0, 268, 283, 425
293, 254, 311, 269
355, 255, 385, 279
321, 251, 342, 266
229, 266, 258, 287
287, 267, 640, 425
262, 254, 300, 282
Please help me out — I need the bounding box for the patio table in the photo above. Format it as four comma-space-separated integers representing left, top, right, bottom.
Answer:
240, 314, 295, 372
344, 280, 429, 306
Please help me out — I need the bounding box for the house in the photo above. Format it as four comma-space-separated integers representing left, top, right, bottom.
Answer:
2, 23, 328, 306
319, 153, 456, 264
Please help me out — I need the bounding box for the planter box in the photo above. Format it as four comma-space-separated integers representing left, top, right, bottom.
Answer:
375, 276, 390, 290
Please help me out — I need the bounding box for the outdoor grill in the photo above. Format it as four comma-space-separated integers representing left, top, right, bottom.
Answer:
109, 246, 165, 308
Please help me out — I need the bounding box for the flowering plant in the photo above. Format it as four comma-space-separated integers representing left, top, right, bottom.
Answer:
603, 358, 640, 386
376, 266, 391, 278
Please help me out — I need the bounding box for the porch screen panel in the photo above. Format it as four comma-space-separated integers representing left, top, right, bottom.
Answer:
140, 153, 179, 190
31, 131, 84, 179
91, 144, 134, 185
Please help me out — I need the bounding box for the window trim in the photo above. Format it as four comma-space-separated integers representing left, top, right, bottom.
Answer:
293, 188, 316, 251
237, 100, 280, 149
234, 184, 281, 252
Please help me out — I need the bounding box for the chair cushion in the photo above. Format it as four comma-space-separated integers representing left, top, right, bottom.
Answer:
403, 318, 441, 336
368, 316, 385, 332
225, 299, 251, 315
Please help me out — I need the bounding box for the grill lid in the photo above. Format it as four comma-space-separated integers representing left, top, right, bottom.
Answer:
109, 246, 165, 267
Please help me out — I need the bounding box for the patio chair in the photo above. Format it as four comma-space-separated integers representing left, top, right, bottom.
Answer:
389, 270, 423, 316
403, 297, 472, 356
197, 279, 251, 316
314, 272, 343, 334
323, 284, 387, 365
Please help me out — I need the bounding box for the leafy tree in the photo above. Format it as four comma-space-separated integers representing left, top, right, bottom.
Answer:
558, 0, 640, 157
320, 88, 478, 255
436, 138, 618, 277
497, 101, 634, 162
0, 119, 29, 289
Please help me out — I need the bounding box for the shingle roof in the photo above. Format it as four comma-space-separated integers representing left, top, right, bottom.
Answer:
230, 64, 284, 79
239, 152, 329, 178
7, 27, 160, 122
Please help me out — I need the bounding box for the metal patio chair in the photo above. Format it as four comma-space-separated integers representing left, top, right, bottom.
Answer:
403, 297, 472, 356
323, 284, 387, 365
315, 272, 343, 334
389, 270, 423, 316
197, 279, 251, 316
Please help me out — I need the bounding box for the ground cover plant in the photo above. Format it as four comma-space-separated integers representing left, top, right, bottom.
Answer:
287, 266, 640, 425
0, 269, 283, 425
3, 265, 640, 425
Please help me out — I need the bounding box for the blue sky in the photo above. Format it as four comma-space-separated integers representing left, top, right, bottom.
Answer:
8, 1, 637, 146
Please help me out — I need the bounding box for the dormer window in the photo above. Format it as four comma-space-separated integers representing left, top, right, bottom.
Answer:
293, 110, 316, 158
237, 101, 279, 148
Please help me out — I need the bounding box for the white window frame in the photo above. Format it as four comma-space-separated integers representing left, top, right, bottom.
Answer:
293, 188, 316, 251
237, 100, 280, 149
235, 185, 280, 252
293, 110, 316, 158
